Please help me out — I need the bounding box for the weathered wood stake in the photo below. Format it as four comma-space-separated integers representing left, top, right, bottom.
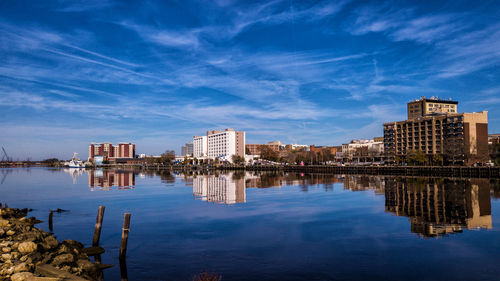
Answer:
119, 257, 128, 281
49, 211, 54, 232
119, 213, 131, 259
92, 206, 105, 247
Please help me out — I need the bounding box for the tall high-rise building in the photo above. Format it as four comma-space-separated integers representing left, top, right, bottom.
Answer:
384, 97, 488, 165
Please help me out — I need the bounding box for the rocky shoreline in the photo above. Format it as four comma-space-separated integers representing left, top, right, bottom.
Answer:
0, 206, 103, 281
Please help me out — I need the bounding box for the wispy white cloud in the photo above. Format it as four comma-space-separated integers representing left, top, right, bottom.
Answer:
350, 5, 467, 44
55, 0, 116, 12
436, 23, 500, 78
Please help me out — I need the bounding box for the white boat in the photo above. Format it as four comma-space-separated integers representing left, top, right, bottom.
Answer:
65, 153, 85, 168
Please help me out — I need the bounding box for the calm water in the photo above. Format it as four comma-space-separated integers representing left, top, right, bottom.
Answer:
1, 167, 500, 281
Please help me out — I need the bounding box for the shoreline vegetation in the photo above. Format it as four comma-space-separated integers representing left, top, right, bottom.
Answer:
0, 205, 105, 281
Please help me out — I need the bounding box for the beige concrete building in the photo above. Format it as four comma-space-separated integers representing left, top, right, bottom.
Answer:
384, 111, 488, 165
384, 97, 488, 165
407, 96, 458, 119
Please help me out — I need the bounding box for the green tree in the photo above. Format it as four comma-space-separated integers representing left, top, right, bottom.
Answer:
407, 150, 426, 166
394, 156, 402, 165
161, 150, 176, 164
231, 155, 245, 165
490, 143, 500, 166
432, 154, 443, 166
259, 145, 279, 162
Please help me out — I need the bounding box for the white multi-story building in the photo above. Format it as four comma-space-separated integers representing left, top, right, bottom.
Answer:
193, 136, 207, 158
207, 129, 245, 161
192, 128, 245, 162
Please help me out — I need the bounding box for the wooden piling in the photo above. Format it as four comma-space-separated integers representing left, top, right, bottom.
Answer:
92, 206, 105, 247
49, 211, 54, 232
119, 213, 131, 259
119, 257, 128, 281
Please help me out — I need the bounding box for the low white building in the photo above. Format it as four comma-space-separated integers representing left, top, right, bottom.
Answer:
342, 139, 384, 157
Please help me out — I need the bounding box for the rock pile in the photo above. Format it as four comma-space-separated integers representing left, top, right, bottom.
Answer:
0, 206, 101, 281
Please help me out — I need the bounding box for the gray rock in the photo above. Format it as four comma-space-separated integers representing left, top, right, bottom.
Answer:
10, 271, 34, 281
51, 253, 75, 266
76, 259, 97, 275
57, 244, 72, 255
1, 253, 12, 260
0, 219, 9, 227
62, 240, 84, 250
11, 251, 20, 259
41, 236, 59, 250
18, 242, 37, 254
13, 262, 29, 273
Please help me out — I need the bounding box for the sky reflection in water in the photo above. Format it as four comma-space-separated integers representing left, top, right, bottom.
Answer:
1, 168, 500, 281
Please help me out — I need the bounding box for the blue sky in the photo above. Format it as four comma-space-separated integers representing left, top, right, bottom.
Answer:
1, 0, 499, 160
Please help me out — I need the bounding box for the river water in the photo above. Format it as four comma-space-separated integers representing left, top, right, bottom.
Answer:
1, 167, 500, 281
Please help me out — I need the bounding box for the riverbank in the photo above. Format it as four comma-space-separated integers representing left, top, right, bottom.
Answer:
84, 164, 500, 178
0, 206, 102, 281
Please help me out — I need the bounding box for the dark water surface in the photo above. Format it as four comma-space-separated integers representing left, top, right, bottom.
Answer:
1, 167, 500, 281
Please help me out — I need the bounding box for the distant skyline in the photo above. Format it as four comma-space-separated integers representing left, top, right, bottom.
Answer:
1, 0, 499, 160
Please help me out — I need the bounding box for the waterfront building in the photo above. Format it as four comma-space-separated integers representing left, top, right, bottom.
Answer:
193, 136, 208, 158
407, 96, 458, 119
246, 141, 281, 156
192, 129, 245, 162
88, 142, 135, 161
489, 134, 500, 145
341, 139, 384, 163
309, 145, 341, 155
384, 97, 488, 165
206, 129, 245, 161
181, 142, 193, 156
384, 111, 488, 165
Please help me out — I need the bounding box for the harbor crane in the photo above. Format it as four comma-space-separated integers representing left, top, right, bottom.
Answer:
1, 147, 10, 162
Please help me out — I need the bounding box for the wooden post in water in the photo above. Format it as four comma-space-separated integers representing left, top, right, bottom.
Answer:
119, 213, 131, 259
49, 211, 54, 232
92, 206, 106, 247
119, 256, 128, 281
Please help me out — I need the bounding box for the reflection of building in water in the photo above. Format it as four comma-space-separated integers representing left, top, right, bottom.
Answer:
193, 173, 245, 204
245, 172, 282, 188
342, 175, 385, 195
63, 168, 85, 184
88, 170, 135, 190
385, 178, 492, 237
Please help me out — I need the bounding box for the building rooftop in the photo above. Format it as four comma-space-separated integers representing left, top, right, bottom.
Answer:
409, 96, 458, 104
